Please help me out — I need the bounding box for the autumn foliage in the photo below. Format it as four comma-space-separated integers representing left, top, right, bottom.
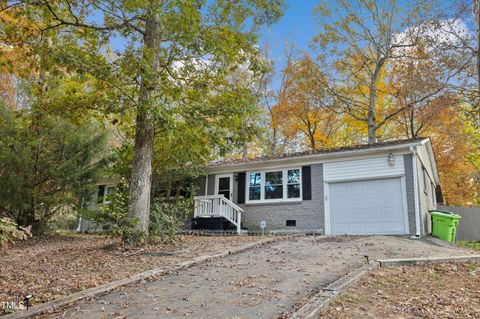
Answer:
273, 53, 339, 150
268, 49, 479, 206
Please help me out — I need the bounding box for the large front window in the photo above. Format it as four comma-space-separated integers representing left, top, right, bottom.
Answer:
249, 172, 261, 200
287, 169, 301, 198
247, 168, 302, 202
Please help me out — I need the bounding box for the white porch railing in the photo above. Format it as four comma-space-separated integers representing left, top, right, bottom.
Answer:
193, 195, 243, 234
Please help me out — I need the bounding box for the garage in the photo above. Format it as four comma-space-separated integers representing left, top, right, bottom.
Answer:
329, 177, 407, 235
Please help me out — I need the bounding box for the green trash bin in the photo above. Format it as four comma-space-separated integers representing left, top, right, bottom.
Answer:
430, 210, 461, 243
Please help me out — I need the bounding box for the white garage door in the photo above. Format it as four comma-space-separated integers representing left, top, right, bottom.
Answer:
329, 177, 406, 235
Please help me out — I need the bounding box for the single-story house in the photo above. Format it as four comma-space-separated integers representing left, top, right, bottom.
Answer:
193, 138, 440, 236
76, 177, 118, 232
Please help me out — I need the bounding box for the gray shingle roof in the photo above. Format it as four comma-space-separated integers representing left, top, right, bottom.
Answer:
208, 137, 425, 168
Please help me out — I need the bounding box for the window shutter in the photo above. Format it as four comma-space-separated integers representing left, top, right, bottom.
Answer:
435, 185, 444, 204
237, 172, 246, 204
302, 166, 312, 200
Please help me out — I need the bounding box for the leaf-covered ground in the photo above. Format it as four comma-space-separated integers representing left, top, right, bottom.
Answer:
319, 262, 480, 318
0, 233, 264, 311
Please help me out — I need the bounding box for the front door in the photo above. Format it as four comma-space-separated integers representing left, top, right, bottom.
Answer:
215, 174, 233, 200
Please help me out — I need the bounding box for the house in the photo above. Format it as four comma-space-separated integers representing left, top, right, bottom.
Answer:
193, 138, 440, 236
76, 177, 118, 232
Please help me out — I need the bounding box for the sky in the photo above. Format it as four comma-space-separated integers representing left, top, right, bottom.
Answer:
256, 0, 476, 89
258, 0, 319, 89
100, 0, 475, 90
101, 0, 319, 90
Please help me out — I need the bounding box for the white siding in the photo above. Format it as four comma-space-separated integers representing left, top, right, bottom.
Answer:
324, 155, 405, 182
414, 142, 438, 235
416, 144, 435, 185
416, 156, 436, 234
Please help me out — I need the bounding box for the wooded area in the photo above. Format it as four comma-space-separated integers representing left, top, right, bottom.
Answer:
0, 0, 479, 243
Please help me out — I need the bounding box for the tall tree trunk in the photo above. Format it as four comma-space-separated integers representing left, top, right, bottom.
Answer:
128, 5, 160, 234
306, 123, 316, 150
409, 107, 415, 138
269, 127, 278, 155
129, 112, 155, 232
477, 28, 480, 109
367, 85, 378, 143
242, 144, 248, 159
367, 56, 385, 143
474, 0, 480, 109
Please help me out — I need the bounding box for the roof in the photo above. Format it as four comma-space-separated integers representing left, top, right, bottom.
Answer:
208, 137, 427, 168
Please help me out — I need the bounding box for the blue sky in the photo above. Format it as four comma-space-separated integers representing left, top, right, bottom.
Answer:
257, 0, 476, 89
103, 1, 319, 90
101, 0, 474, 90
259, 0, 318, 88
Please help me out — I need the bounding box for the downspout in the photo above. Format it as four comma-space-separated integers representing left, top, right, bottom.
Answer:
410, 146, 421, 238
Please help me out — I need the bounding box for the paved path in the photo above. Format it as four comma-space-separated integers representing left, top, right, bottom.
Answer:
43, 236, 469, 319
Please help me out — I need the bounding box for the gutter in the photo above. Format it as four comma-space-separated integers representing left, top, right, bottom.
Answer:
410, 146, 421, 237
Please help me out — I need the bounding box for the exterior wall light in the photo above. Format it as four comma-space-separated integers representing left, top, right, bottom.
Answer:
388, 153, 395, 166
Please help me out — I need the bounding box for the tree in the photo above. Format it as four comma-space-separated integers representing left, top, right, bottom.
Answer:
2, 1, 285, 237
273, 52, 338, 150
333, 54, 400, 142
254, 53, 284, 156
413, 100, 478, 205
427, 1, 480, 113
473, 0, 480, 108
313, 0, 439, 143
387, 78, 479, 205
0, 104, 110, 235
388, 44, 457, 138
241, 44, 301, 157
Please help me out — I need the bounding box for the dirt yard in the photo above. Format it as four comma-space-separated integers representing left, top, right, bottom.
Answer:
0, 233, 265, 311
319, 262, 480, 318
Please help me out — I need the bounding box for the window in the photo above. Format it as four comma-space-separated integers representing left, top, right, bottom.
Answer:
431, 183, 436, 205
249, 172, 261, 200
286, 220, 296, 227
246, 168, 302, 203
97, 185, 106, 204
287, 169, 301, 198
265, 171, 283, 199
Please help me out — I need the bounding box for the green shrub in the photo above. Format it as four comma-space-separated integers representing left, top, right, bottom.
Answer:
90, 179, 192, 245
0, 217, 32, 250
90, 181, 146, 245
149, 201, 190, 243
47, 208, 79, 233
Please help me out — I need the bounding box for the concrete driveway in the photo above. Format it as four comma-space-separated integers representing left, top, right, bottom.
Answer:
43, 236, 469, 319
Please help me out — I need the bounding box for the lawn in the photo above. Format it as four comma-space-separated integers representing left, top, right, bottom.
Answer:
319, 262, 480, 318
0, 233, 265, 314
457, 241, 480, 251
